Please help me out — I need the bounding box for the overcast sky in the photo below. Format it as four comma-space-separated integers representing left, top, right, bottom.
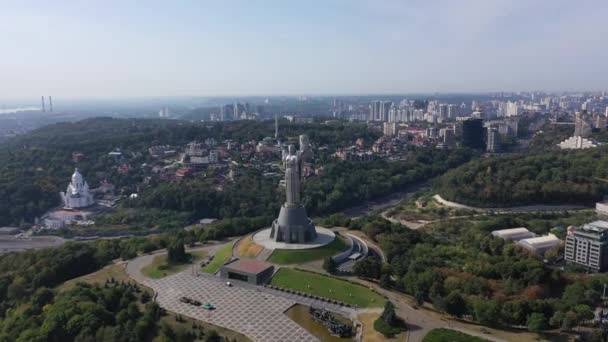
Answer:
1, 0, 607, 99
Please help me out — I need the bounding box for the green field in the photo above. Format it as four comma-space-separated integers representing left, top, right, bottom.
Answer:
423, 328, 490, 342
201, 239, 238, 274
268, 236, 347, 264
270, 268, 385, 308
142, 250, 207, 279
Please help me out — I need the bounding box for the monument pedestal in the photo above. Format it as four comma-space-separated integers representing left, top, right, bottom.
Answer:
270, 204, 317, 243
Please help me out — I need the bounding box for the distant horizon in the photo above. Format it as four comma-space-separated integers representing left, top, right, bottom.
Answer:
2, 89, 608, 105
2, 1, 607, 98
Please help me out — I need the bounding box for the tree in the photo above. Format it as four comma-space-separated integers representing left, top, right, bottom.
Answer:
414, 291, 425, 306
444, 292, 466, 318
381, 301, 397, 326
31, 287, 54, 307
473, 299, 500, 325
205, 330, 221, 342
561, 312, 576, 332
574, 304, 594, 323
527, 313, 548, 332
167, 239, 187, 263
322, 257, 336, 274
353, 257, 381, 279
379, 273, 391, 289
549, 311, 564, 328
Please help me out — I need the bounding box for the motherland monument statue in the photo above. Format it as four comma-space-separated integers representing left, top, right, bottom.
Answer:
270, 134, 317, 243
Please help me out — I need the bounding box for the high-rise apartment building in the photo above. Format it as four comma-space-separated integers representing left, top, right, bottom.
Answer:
486, 126, 499, 152
380, 101, 392, 122
447, 104, 458, 119
369, 101, 381, 121
565, 221, 608, 272
438, 104, 448, 120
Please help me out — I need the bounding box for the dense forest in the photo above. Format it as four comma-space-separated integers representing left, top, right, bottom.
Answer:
130, 147, 476, 221
0, 116, 477, 228
0, 236, 235, 341
0, 118, 380, 226
327, 212, 603, 333
528, 124, 608, 151
434, 146, 608, 207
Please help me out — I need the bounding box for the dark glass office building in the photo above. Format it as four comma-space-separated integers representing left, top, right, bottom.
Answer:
462, 118, 485, 150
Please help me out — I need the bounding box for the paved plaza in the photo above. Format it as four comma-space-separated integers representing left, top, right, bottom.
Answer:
142, 270, 356, 342
252, 226, 335, 250
127, 242, 360, 342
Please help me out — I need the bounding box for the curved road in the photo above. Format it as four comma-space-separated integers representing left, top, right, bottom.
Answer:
433, 194, 589, 213
351, 279, 509, 342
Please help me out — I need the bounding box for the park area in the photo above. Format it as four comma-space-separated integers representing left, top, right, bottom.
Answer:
268, 236, 348, 264
270, 268, 385, 308
201, 239, 237, 274
422, 328, 489, 342
142, 250, 207, 279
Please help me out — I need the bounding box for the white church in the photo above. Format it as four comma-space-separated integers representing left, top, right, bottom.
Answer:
60, 168, 95, 209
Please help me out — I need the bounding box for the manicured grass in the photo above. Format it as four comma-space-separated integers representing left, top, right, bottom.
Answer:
423, 328, 490, 342
270, 268, 385, 308
201, 240, 237, 274
142, 250, 206, 279
268, 236, 348, 264
236, 236, 263, 258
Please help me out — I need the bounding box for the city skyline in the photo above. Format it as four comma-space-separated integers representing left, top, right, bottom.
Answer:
1, 0, 607, 99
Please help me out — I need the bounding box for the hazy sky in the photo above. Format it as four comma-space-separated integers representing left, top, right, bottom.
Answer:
1, 0, 607, 99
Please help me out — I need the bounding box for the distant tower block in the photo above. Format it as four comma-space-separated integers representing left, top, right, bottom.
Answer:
275, 114, 279, 140
41, 96, 46, 112
49, 96, 53, 112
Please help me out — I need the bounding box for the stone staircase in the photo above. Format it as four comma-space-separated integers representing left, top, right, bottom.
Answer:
256, 248, 274, 261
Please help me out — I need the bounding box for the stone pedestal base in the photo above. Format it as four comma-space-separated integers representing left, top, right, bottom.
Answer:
270, 204, 317, 243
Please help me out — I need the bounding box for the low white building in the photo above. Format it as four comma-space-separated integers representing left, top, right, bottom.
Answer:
43, 208, 91, 229
597, 202, 608, 216
516, 234, 561, 255
491, 227, 536, 241
558, 136, 600, 150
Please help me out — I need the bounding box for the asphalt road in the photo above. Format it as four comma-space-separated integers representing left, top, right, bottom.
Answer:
0, 236, 65, 253
352, 279, 508, 342
342, 183, 430, 218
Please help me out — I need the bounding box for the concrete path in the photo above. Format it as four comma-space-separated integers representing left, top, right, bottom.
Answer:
434, 194, 588, 212
351, 279, 509, 342
255, 248, 274, 261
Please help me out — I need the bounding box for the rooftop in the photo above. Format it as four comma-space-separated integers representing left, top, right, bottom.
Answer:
493, 227, 530, 234
519, 234, 559, 245
580, 221, 608, 233
223, 259, 273, 274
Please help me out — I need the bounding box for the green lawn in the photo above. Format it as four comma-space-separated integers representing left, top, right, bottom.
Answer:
268, 236, 347, 264
270, 268, 385, 308
201, 239, 237, 274
423, 328, 490, 342
142, 250, 207, 279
